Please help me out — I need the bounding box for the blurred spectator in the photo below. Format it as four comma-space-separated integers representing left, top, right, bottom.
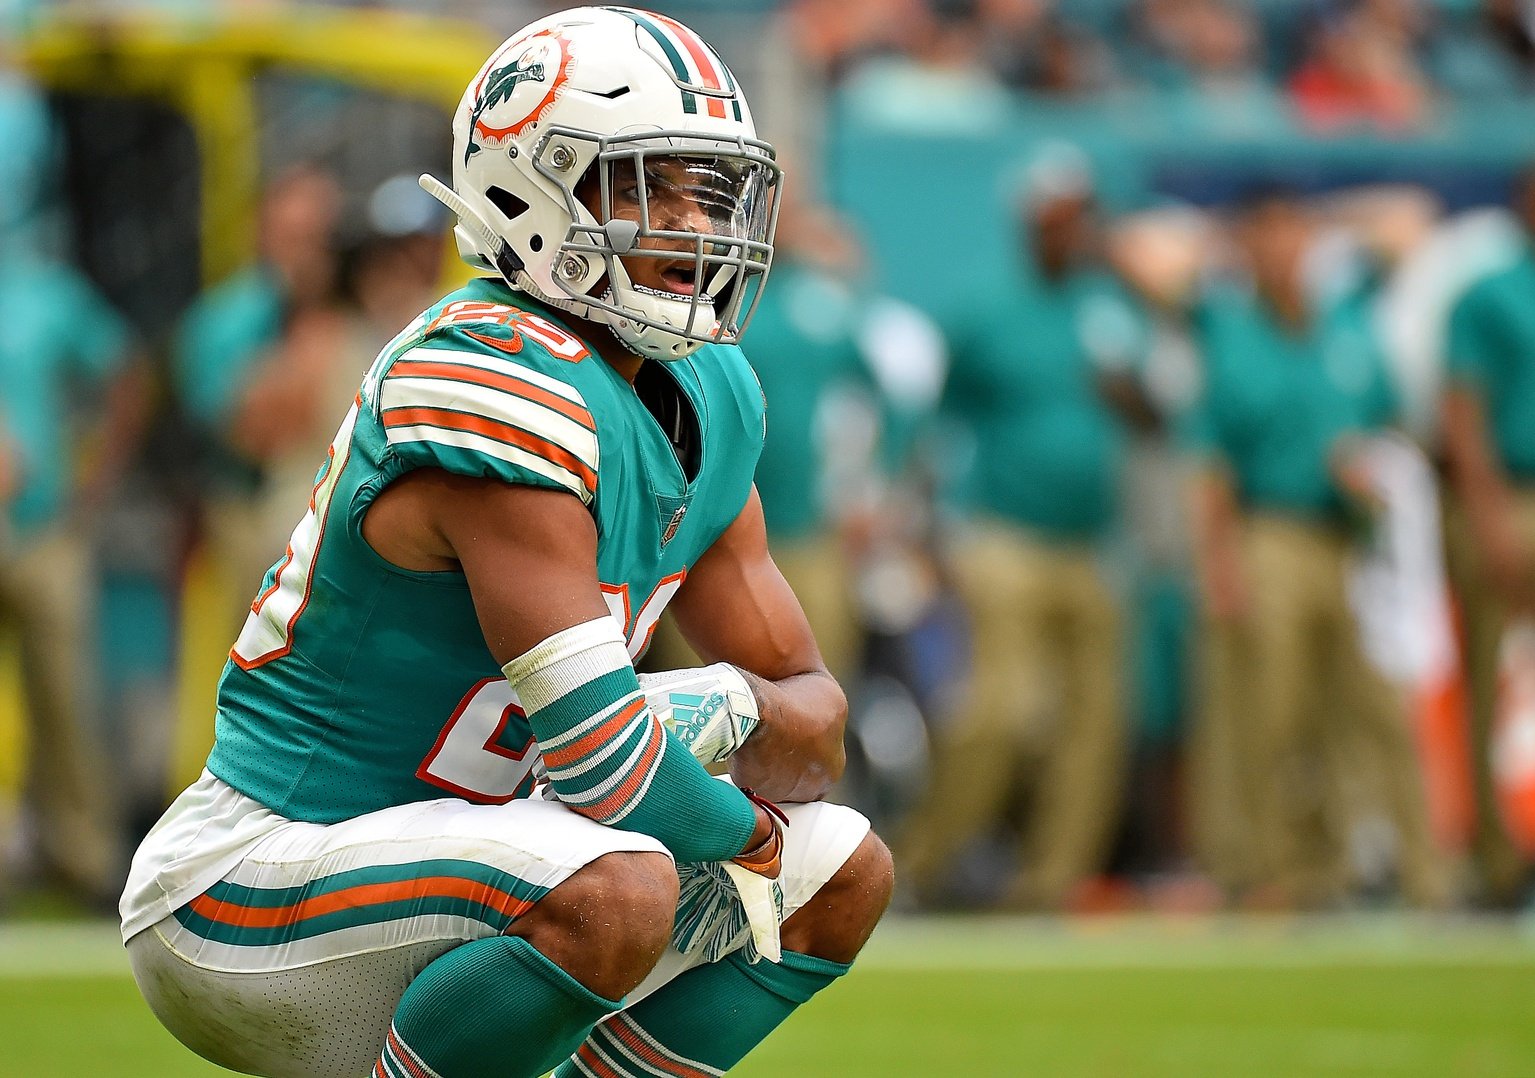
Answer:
0, 73, 152, 904
1438, 164, 1535, 906
1484, 0, 1535, 73
735, 200, 879, 685
969, 0, 1119, 95
835, 0, 1011, 130
1126, 0, 1283, 130
173, 163, 344, 624
1104, 207, 1216, 881
238, 173, 446, 573
645, 194, 945, 694
899, 146, 1132, 911
1288, 1, 1432, 132
780, 0, 932, 84
1187, 187, 1444, 909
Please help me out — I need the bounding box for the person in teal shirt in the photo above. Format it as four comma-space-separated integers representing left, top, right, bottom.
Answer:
0, 220, 146, 907
1188, 187, 1442, 909
1439, 166, 1535, 907
901, 149, 1134, 911
172, 164, 344, 624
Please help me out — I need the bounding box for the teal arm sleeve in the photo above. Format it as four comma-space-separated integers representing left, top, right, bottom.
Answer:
503, 618, 757, 864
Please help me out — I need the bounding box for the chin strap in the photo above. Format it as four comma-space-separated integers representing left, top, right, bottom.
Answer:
417, 173, 595, 323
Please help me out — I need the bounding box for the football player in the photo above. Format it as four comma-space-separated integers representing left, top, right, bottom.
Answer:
120, 8, 892, 1077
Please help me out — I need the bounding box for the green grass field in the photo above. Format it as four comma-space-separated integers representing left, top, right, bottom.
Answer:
3, 915, 1533, 1076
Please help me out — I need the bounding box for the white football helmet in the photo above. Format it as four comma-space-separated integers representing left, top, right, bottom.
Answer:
421, 6, 781, 361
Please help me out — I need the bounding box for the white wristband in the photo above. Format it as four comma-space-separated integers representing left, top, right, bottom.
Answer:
639, 662, 761, 764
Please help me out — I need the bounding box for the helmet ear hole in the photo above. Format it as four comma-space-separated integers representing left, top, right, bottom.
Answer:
486, 186, 529, 221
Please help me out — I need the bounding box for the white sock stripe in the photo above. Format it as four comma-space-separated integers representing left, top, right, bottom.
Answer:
390, 1025, 444, 1078
591, 1023, 674, 1078
503, 621, 630, 710
601, 734, 667, 826
540, 691, 647, 756
586, 1036, 640, 1078
545, 710, 653, 783
553, 717, 660, 807
615, 1012, 727, 1077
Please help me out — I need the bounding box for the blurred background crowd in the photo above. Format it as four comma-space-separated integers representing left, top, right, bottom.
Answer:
4, 0, 1535, 922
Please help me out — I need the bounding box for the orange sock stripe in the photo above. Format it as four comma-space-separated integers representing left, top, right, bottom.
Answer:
187, 876, 535, 930
386, 1028, 434, 1078
542, 698, 647, 771
390, 359, 596, 431
609, 1016, 719, 1078
577, 1041, 625, 1078
577, 717, 665, 822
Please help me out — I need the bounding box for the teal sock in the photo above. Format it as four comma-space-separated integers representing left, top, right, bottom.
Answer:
552, 949, 851, 1077
381, 935, 621, 1078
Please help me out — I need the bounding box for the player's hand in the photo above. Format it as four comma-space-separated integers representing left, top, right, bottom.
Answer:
641, 664, 760, 764
731, 789, 788, 880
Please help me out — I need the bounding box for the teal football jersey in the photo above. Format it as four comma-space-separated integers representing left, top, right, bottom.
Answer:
207, 279, 766, 823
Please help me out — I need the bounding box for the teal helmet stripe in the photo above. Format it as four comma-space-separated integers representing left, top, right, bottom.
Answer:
607, 7, 699, 114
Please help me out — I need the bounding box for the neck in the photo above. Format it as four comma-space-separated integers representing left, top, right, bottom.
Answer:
587, 325, 646, 384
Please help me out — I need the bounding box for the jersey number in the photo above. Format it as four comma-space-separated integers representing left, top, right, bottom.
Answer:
417, 678, 539, 803
231, 403, 359, 669
417, 573, 687, 801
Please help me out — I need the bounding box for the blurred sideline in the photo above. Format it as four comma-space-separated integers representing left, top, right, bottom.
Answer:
4, 912, 1534, 979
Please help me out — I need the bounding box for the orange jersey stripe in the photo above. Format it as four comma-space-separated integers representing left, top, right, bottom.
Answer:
542, 698, 646, 771
579, 716, 665, 822
187, 875, 534, 930
382, 405, 598, 494
390, 359, 596, 432
610, 1017, 718, 1078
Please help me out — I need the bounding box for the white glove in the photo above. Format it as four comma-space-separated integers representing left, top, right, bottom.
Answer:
672, 859, 784, 964
640, 663, 760, 764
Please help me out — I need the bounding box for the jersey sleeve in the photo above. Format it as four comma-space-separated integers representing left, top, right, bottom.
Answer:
378, 338, 601, 504
1444, 279, 1497, 390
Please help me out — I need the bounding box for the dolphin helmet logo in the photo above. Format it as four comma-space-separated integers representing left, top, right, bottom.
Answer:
466, 29, 576, 164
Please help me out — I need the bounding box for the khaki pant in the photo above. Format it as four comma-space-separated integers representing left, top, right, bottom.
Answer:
1193, 515, 1443, 907
900, 521, 1125, 909
1442, 489, 1535, 903
0, 526, 116, 896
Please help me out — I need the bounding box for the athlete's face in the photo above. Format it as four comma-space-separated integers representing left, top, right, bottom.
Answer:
581, 155, 756, 299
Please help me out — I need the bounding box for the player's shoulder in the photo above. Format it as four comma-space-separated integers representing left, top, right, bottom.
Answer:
368, 280, 608, 504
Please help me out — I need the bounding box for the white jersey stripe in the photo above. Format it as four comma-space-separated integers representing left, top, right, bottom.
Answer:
395, 346, 587, 405
381, 375, 598, 472
386, 424, 590, 502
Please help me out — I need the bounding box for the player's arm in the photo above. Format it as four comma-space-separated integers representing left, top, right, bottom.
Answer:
667, 486, 847, 805
367, 469, 775, 865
